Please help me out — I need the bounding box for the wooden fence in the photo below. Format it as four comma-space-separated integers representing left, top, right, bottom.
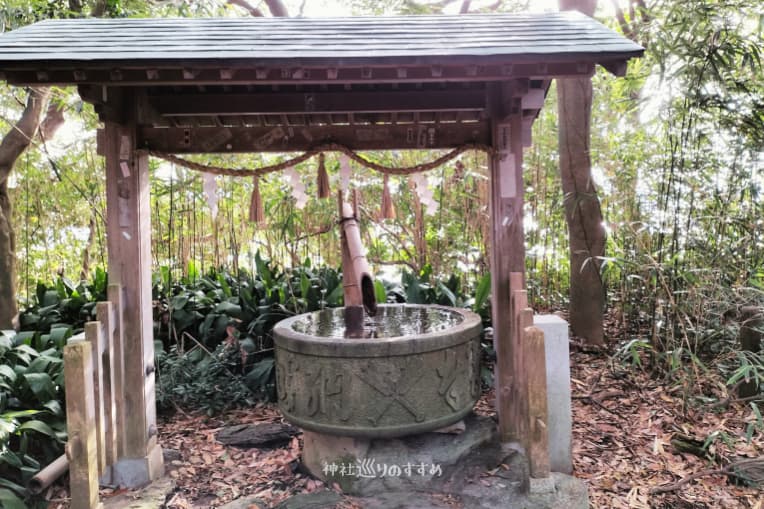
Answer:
64, 284, 124, 509
496, 272, 551, 481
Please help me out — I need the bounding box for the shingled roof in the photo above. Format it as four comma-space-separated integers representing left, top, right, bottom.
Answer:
0, 11, 642, 85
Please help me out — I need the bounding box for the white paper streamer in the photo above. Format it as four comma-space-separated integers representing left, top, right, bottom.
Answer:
339, 154, 352, 191
412, 173, 437, 216
284, 167, 309, 209
202, 172, 219, 218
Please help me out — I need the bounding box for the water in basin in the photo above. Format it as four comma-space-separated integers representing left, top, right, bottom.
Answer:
291, 305, 464, 339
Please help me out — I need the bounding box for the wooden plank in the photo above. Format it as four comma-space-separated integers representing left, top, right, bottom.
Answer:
524, 325, 550, 479
103, 119, 156, 459
137, 123, 491, 153
96, 300, 118, 468
510, 287, 530, 444
148, 89, 486, 116
63, 339, 102, 509
84, 321, 106, 475
106, 285, 126, 459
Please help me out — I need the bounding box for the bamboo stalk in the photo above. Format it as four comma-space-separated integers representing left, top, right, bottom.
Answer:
28, 455, 69, 495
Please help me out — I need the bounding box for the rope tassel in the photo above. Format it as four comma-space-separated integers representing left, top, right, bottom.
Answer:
317, 152, 330, 199
249, 175, 265, 225
381, 173, 395, 220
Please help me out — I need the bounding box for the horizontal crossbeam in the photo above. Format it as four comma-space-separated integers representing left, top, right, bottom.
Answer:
148, 89, 486, 117
136, 123, 491, 153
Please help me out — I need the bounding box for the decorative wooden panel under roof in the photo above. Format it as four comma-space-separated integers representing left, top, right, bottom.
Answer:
0, 12, 643, 153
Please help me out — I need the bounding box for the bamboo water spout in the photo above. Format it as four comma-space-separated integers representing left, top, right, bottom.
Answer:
339, 191, 377, 337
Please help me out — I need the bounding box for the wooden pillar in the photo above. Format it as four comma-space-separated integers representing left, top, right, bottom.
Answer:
488, 82, 527, 442
101, 99, 163, 486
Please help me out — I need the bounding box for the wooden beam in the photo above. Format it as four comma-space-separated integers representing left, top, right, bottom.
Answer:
147, 89, 486, 117
600, 59, 628, 77
4, 61, 598, 87
137, 122, 491, 153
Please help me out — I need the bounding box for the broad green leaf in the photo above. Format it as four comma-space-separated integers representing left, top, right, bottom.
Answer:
21, 373, 56, 403
215, 301, 241, 318
0, 488, 26, 509
300, 272, 310, 299
0, 450, 23, 469
12, 332, 36, 347
42, 400, 63, 417
326, 283, 344, 307
0, 365, 16, 384
171, 294, 189, 310
48, 327, 72, 349
18, 420, 58, 440
374, 280, 387, 304
436, 281, 457, 307
217, 273, 232, 298
473, 273, 491, 312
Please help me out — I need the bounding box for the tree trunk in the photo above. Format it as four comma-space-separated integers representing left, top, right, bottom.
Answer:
0, 88, 52, 329
0, 179, 16, 329
557, 0, 605, 346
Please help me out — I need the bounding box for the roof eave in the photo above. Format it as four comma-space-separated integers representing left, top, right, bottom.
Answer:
0, 51, 644, 86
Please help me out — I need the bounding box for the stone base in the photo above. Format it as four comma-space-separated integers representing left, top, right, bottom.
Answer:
110, 444, 165, 488
101, 477, 174, 509
299, 414, 588, 508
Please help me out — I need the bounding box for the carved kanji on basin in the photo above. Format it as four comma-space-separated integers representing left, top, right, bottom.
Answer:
273, 305, 482, 438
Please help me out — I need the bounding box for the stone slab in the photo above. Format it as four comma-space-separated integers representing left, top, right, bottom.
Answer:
274, 490, 342, 509
101, 476, 174, 509
303, 414, 496, 495
534, 314, 573, 474
344, 451, 588, 509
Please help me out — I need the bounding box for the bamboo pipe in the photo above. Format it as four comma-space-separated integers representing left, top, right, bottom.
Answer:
28, 454, 69, 495
338, 191, 377, 336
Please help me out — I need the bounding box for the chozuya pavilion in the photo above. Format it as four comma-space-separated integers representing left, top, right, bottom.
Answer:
0, 10, 641, 507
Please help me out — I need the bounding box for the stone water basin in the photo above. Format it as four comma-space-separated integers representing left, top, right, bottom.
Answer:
273, 304, 482, 438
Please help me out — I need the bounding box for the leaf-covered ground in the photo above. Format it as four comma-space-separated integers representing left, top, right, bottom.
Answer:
136, 350, 762, 509
37, 350, 762, 508
569, 350, 762, 508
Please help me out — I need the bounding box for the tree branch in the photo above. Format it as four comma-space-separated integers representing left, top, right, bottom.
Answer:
0, 88, 50, 186
459, 0, 472, 13
649, 458, 763, 494
610, 0, 636, 41
227, 0, 265, 17
39, 98, 66, 142
263, 0, 289, 17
